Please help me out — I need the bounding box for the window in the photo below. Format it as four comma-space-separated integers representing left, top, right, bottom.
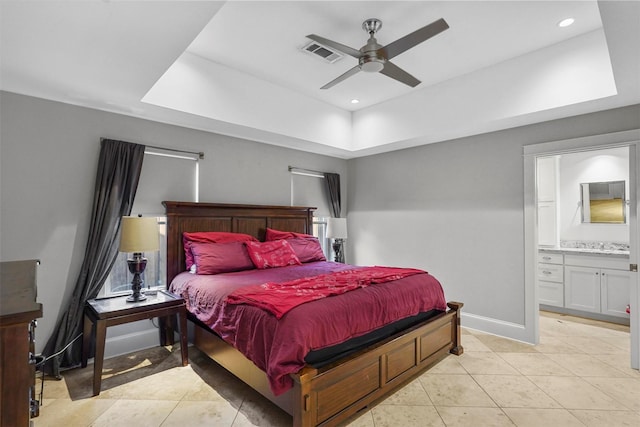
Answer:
290, 169, 334, 260
313, 216, 328, 256
100, 147, 199, 297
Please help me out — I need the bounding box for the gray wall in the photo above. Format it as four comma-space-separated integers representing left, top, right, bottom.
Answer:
0, 91, 348, 352
347, 105, 640, 329
2, 89, 638, 353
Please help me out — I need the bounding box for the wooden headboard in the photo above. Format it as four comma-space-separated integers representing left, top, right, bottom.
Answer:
163, 201, 316, 286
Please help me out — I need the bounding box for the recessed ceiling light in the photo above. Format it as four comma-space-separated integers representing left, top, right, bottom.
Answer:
351, 99, 360, 104
558, 18, 575, 28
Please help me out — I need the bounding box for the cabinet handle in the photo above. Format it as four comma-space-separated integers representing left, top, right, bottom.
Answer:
543, 271, 552, 275
542, 256, 551, 260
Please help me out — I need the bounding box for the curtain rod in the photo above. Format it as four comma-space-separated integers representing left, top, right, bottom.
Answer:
146, 144, 204, 160
101, 138, 204, 159
288, 166, 325, 177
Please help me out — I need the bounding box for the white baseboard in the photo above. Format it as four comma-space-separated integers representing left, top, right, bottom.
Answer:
103, 327, 160, 359
461, 312, 534, 345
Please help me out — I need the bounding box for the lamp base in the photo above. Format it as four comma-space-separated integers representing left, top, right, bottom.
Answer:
126, 254, 147, 303
126, 291, 147, 303
332, 239, 345, 263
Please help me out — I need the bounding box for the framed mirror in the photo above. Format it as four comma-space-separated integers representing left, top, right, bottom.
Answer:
581, 180, 626, 224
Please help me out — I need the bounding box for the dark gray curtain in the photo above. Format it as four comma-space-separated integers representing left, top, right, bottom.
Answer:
43, 139, 145, 377
324, 173, 341, 217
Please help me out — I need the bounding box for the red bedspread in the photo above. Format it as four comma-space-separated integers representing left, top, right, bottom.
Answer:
226, 266, 425, 319
169, 261, 446, 396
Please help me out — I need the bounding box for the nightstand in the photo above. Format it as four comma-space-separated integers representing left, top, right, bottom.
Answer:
81, 290, 188, 396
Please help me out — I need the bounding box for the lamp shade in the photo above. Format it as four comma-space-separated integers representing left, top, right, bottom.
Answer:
326, 217, 348, 239
119, 216, 159, 253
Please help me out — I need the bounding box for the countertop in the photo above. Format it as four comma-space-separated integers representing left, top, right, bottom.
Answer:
539, 247, 629, 257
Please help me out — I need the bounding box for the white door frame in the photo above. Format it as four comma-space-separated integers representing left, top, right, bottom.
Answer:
523, 129, 640, 369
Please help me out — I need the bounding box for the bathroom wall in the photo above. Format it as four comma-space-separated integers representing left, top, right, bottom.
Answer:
558, 146, 629, 243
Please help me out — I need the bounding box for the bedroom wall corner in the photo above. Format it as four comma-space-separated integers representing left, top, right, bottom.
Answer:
0, 91, 348, 357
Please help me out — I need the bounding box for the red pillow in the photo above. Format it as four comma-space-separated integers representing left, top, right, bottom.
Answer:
265, 228, 314, 241
287, 237, 326, 263
189, 241, 255, 275
183, 231, 257, 270
245, 240, 302, 269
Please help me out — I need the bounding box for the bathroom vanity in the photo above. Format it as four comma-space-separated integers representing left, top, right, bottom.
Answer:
538, 245, 630, 324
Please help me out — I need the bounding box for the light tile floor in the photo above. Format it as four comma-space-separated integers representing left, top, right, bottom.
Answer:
33, 312, 640, 426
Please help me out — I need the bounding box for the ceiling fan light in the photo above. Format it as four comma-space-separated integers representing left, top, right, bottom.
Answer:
360, 59, 384, 73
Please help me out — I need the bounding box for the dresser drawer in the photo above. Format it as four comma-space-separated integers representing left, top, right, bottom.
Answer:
538, 252, 563, 265
538, 263, 563, 283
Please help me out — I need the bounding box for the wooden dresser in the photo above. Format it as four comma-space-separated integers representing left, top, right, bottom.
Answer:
0, 260, 43, 427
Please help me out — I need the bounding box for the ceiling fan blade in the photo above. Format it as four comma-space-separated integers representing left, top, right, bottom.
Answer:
381, 18, 449, 60
321, 65, 361, 89
379, 61, 421, 87
306, 34, 362, 59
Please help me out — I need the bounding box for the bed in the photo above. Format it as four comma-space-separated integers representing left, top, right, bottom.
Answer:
163, 201, 463, 427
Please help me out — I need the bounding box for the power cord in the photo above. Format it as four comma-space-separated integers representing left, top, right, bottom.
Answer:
34, 320, 162, 404
35, 333, 83, 404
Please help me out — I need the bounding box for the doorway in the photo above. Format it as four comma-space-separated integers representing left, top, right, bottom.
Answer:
523, 129, 640, 370
537, 147, 630, 324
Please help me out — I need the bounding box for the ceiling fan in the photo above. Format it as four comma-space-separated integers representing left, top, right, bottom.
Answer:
307, 18, 449, 89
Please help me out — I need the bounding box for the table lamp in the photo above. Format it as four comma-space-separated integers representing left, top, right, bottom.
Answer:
326, 217, 348, 263
119, 216, 159, 302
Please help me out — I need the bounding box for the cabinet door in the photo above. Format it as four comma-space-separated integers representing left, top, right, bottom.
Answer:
538, 201, 557, 246
601, 268, 630, 317
537, 156, 557, 202
564, 266, 600, 313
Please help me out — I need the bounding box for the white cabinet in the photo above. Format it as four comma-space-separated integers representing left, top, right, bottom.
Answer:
563, 254, 630, 319
539, 251, 630, 320
536, 157, 558, 247
564, 266, 601, 313
538, 202, 557, 247
538, 252, 563, 307
537, 156, 558, 202
601, 268, 631, 317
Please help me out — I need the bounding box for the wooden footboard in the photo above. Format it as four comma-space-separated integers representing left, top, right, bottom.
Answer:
194, 301, 463, 427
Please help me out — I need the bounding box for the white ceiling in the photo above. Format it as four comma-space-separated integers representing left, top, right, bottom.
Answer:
1, 1, 639, 159
188, 0, 604, 110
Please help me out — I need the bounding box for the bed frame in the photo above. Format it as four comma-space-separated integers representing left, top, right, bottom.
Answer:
164, 201, 463, 427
